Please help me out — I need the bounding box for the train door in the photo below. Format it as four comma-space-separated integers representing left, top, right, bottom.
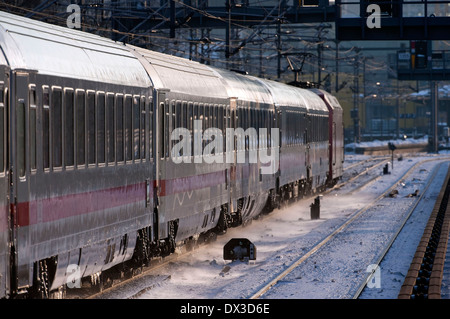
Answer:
0, 65, 9, 298
11, 71, 31, 290
305, 113, 311, 185
227, 98, 238, 213
154, 89, 169, 241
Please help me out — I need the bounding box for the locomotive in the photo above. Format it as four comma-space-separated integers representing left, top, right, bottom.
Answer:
0, 11, 344, 298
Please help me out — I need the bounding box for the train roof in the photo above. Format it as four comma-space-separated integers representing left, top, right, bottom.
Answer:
213, 69, 274, 105
259, 78, 328, 113
310, 88, 343, 111
129, 45, 229, 99
0, 11, 151, 87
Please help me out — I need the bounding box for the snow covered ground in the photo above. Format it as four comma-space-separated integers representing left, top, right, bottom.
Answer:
345, 136, 429, 151
97, 152, 450, 300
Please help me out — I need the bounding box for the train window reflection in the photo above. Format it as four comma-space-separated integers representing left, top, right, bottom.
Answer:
76, 90, 85, 166
29, 86, 37, 170
133, 95, 140, 160
106, 93, 115, 163
116, 94, 124, 162
17, 99, 25, 177
125, 94, 132, 162
97, 92, 105, 164
52, 87, 62, 168
64, 89, 74, 167
87, 91, 96, 165
43, 86, 50, 169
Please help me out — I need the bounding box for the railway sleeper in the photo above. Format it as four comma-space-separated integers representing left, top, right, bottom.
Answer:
408, 175, 450, 299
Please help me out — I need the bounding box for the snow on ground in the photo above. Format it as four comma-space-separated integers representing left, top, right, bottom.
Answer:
345, 136, 428, 151
100, 152, 450, 299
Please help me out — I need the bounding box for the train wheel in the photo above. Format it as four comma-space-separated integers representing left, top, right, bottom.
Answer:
133, 228, 151, 266
31, 260, 50, 299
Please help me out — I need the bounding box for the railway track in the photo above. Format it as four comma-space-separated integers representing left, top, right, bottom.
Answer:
249, 158, 449, 299
327, 156, 389, 195
398, 167, 450, 299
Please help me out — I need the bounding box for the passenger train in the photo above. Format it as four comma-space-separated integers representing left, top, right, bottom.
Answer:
0, 11, 344, 298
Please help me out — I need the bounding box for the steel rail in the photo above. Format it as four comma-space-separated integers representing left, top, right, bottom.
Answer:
248, 157, 448, 299
352, 161, 447, 299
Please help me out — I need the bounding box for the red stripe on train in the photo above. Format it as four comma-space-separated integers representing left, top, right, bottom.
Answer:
16, 183, 147, 227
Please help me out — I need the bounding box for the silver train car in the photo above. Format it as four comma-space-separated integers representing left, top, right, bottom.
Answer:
0, 11, 344, 298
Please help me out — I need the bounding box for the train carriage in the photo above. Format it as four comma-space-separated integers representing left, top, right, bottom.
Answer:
259, 79, 330, 198
0, 11, 155, 297
129, 46, 232, 247
299, 89, 330, 191
0, 57, 9, 298
213, 69, 276, 223
310, 88, 345, 184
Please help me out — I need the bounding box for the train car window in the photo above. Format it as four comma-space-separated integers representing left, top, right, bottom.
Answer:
333, 122, 336, 164
291, 112, 294, 146
125, 94, 133, 162
295, 112, 298, 145
0, 85, 4, 173
97, 92, 106, 164
64, 89, 74, 167
317, 116, 320, 142
133, 95, 140, 160
251, 109, 256, 150
212, 105, 217, 130
245, 108, 249, 151
116, 94, 124, 163
198, 104, 204, 157
261, 110, 265, 149
106, 93, 115, 164
184, 101, 189, 132
285, 110, 288, 146
187, 102, 193, 157
164, 102, 170, 158
76, 90, 86, 166
319, 116, 322, 142
188, 102, 193, 138
87, 91, 96, 165
174, 101, 181, 157
175, 101, 181, 131
158, 102, 164, 159
148, 97, 152, 160
265, 110, 268, 148
292, 112, 295, 145
218, 105, 223, 132
193, 102, 198, 156
171, 101, 176, 156
140, 96, 146, 161
206, 104, 211, 150
52, 87, 63, 168
43, 86, 50, 169
315, 116, 318, 142
314, 116, 317, 142
254, 108, 258, 150
205, 104, 210, 131
17, 98, 26, 177
257, 109, 261, 149
209, 104, 214, 130
29, 86, 37, 171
